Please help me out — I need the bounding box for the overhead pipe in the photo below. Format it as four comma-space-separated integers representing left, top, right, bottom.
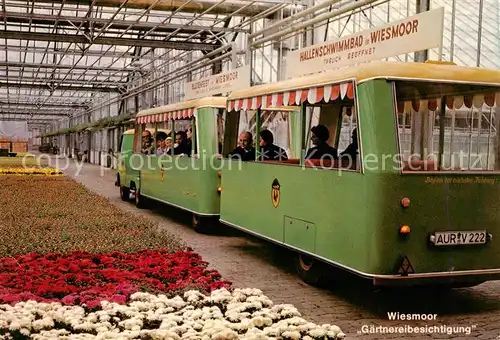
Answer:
122, 52, 233, 101
256, 0, 392, 47
69, 2, 283, 104
27, 0, 296, 18
119, 42, 234, 95
252, 0, 380, 47
73, 51, 233, 118
248, 0, 344, 39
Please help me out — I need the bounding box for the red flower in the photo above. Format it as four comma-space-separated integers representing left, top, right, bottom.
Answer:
0, 249, 232, 308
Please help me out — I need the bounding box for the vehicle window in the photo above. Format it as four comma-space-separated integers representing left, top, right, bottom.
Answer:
394, 81, 500, 171
173, 118, 195, 156
217, 108, 225, 155
118, 135, 124, 153
222, 109, 257, 160
258, 109, 293, 160
303, 96, 359, 171
132, 124, 143, 153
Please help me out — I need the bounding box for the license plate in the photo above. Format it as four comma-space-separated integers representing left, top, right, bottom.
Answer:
431, 230, 487, 246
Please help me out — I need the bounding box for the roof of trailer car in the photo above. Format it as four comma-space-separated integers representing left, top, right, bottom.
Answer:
136, 96, 227, 117
123, 128, 170, 135
228, 61, 500, 100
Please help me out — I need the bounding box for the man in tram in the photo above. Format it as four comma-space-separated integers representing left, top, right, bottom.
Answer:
305, 124, 338, 160
141, 130, 155, 155
229, 131, 255, 161
258, 129, 288, 161
339, 128, 358, 162
174, 130, 191, 156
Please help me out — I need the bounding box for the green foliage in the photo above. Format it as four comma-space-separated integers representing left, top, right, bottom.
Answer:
40, 113, 136, 137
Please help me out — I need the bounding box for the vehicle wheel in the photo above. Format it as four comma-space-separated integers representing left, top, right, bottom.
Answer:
192, 214, 216, 234
120, 185, 130, 201
135, 189, 146, 209
295, 253, 326, 285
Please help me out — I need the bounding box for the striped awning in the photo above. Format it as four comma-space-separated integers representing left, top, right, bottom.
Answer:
136, 108, 195, 124
397, 92, 500, 113
227, 81, 355, 111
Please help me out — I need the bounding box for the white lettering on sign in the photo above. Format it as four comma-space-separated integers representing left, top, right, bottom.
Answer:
285, 7, 444, 79
184, 65, 250, 100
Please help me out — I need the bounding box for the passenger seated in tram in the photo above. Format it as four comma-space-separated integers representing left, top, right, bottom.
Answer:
229, 131, 255, 161
339, 128, 358, 161
141, 130, 155, 155
186, 127, 193, 153
258, 129, 288, 161
155, 131, 168, 155
174, 131, 191, 156
165, 137, 173, 154
305, 124, 338, 160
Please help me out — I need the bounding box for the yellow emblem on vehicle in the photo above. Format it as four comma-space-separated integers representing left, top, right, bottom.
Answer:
271, 178, 280, 208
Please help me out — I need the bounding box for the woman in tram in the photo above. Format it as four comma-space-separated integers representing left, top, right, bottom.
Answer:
155, 131, 168, 155
305, 124, 338, 160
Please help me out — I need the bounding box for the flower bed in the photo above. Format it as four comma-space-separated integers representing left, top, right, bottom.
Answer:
0, 250, 230, 308
0, 167, 62, 175
0, 288, 346, 339
0, 165, 347, 339
0, 176, 184, 257
0, 156, 60, 175
0, 156, 42, 168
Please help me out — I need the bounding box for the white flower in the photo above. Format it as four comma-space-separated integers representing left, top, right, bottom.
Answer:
0, 288, 345, 339
8, 321, 21, 331
212, 329, 239, 340
282, 330, 301, 339
309, 327, 327, 338
19, 328, 31, 336
149, 329, 181, 339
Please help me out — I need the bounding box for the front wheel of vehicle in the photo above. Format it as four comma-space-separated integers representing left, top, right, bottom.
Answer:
135, 189, 147, 209
192, 214, 217, 234
120, 185, 130, 201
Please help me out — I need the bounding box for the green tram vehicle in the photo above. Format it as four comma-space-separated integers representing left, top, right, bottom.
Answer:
116, 97, 226, 232
116, 127, 170, 201
116, 96, 298, 232
217, 60, 500, 287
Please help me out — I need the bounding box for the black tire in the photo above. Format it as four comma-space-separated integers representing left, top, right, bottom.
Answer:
135, 189, 147, 209
120, 185, 130, 201
295, 253, 326, 285
192, 214, 216, 234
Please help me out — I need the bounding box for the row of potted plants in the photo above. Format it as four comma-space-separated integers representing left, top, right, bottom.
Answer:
40, 112, 135, 138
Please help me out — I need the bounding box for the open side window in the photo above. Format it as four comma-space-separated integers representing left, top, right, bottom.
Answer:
394, 81, 500, 172
302, 98, 360, 171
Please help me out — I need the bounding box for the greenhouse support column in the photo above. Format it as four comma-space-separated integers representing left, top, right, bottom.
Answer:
414, 0, 430, 62
231, 42, 237, 69
476, 0, 484, 67
449, 0, 456, 61
246, 23, 253, 85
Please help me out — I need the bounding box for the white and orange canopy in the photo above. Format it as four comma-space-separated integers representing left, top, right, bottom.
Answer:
135, 97, 226, 124
227, 61, 500, 112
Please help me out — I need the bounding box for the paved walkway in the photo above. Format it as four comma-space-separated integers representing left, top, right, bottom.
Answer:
44, 155, 500, 339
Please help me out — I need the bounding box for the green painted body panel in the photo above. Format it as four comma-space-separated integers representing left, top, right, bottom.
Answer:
139, 155, 221, 214
117, 134, 139, 188
220, 80, 500, 277
134, 107, 221, 215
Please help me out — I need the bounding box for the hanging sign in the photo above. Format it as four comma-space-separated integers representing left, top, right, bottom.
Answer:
184, 65, 251, 100
285, 7, 444, 79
